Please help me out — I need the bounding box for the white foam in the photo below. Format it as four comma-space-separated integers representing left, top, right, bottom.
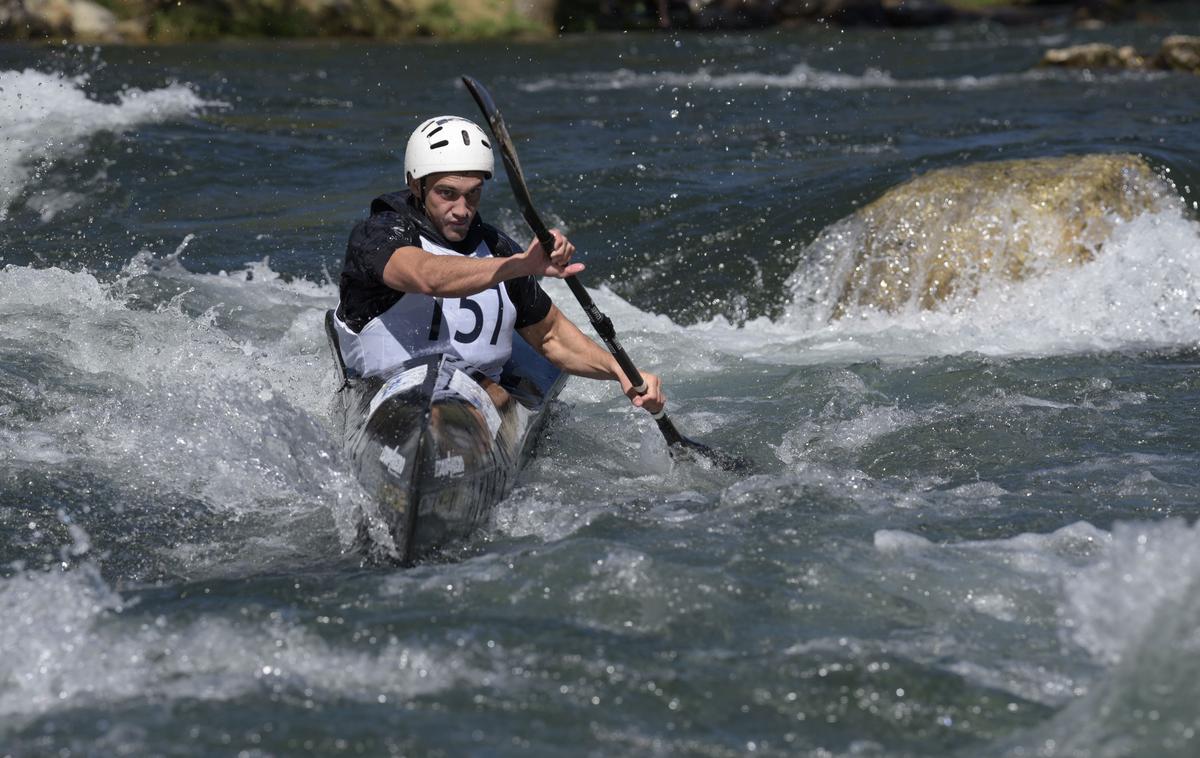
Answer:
859, 521, 1119, 707
527, 201, 1200, 370
519, 63, 1161, 94
0, 566, 486, 724
0, 565, 123, 716
870, 518, 1200, 673
877, 520, 1111, 565
976, 518, 1200, 755
3, 252, 740, 566
0, 69, 216, 219
0, 429, 71, 465
873, 529, 933, 554
0, 260, 368, 565
494, 486, 616, 542
685, 205, 1200, 366
1062, 518, 1200, 665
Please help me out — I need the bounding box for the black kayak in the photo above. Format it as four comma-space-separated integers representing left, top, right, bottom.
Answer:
324, 310, 567, 564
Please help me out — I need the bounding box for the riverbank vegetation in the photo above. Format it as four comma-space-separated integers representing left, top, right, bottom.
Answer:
0, 0, 1188, 42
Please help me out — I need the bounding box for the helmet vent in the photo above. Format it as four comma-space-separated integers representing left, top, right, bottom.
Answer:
426, 125, 444, 137
461, 130, 471, 146
429, 140, 449, 150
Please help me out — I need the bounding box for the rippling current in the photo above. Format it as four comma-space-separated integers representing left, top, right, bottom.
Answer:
3, 11, 1200, 756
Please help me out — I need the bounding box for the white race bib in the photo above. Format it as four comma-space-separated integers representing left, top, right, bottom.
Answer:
335, 235, 518, 380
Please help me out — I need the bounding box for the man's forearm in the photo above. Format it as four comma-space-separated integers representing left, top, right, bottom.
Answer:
382, 245, 528, 297
521, 304, 666, 413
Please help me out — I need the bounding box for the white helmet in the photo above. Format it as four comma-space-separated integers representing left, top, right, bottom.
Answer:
404, 116, 494, 182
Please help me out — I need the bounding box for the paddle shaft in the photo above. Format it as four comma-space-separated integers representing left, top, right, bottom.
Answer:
461, 76, 688, 447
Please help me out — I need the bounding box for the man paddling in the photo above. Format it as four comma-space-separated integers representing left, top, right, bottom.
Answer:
332, 115, 664, 414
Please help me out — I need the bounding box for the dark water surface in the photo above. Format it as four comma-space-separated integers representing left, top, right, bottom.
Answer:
2, 11, 1200, 756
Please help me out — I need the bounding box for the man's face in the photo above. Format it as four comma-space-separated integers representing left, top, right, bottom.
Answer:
412, 172, 484, 242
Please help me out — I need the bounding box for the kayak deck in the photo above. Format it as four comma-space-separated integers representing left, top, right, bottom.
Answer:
325, 310, 566, 564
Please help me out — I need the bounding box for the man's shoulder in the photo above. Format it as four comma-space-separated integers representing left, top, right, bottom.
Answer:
367, 190, 417, 226
354, 190, 420, 235
369, 190, 414, 216
349, 207, 418, 247
480, 223, 522, 258
364, 208, 416, 231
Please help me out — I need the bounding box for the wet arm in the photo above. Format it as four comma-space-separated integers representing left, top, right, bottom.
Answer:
519, 305, 665, 412
382, 245, 529, 298
380, 230, 583, 298
518, 304, 617, 380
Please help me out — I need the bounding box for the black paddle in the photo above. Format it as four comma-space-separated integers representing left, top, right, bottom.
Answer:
462, 75, 749, 473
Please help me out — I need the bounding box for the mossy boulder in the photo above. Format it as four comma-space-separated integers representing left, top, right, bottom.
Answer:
798, 154, 1175, 319
1158, 35, 1200, 74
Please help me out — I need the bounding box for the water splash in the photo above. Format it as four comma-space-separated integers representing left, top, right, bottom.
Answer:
0, 68, 217, 219
0, 565, 485, 730
0, 257, 364, 575
519, 64, 1162, 94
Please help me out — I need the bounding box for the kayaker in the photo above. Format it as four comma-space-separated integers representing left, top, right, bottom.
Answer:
332, 115, 664, 414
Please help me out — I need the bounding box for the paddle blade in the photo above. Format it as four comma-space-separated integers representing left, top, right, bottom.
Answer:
461, 75, 554, 252
461, 76, 523, 179
654, 415, 751, 472
670, 436, 752, 473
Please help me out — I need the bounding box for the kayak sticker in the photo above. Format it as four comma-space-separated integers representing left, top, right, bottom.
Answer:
435, 455, 465, 478
378, 445, 407, 478
368, 364, 429, 419
447, 369, 502, 439
512, 403, 532, 443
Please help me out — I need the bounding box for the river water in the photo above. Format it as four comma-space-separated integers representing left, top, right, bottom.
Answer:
3, 10, 1200, 756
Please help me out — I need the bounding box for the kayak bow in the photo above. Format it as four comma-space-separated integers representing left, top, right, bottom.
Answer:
325, 310, 567, 564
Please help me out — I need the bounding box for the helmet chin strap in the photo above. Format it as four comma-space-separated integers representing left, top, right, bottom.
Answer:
415, 177, 446, 237
412, 177, 437, 232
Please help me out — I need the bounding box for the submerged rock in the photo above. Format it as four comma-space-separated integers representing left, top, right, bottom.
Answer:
1041, 35, 1200, 75
797, 154, 1175, 319
1159, 35, 1200, 74
1040, 42, 1146, 69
